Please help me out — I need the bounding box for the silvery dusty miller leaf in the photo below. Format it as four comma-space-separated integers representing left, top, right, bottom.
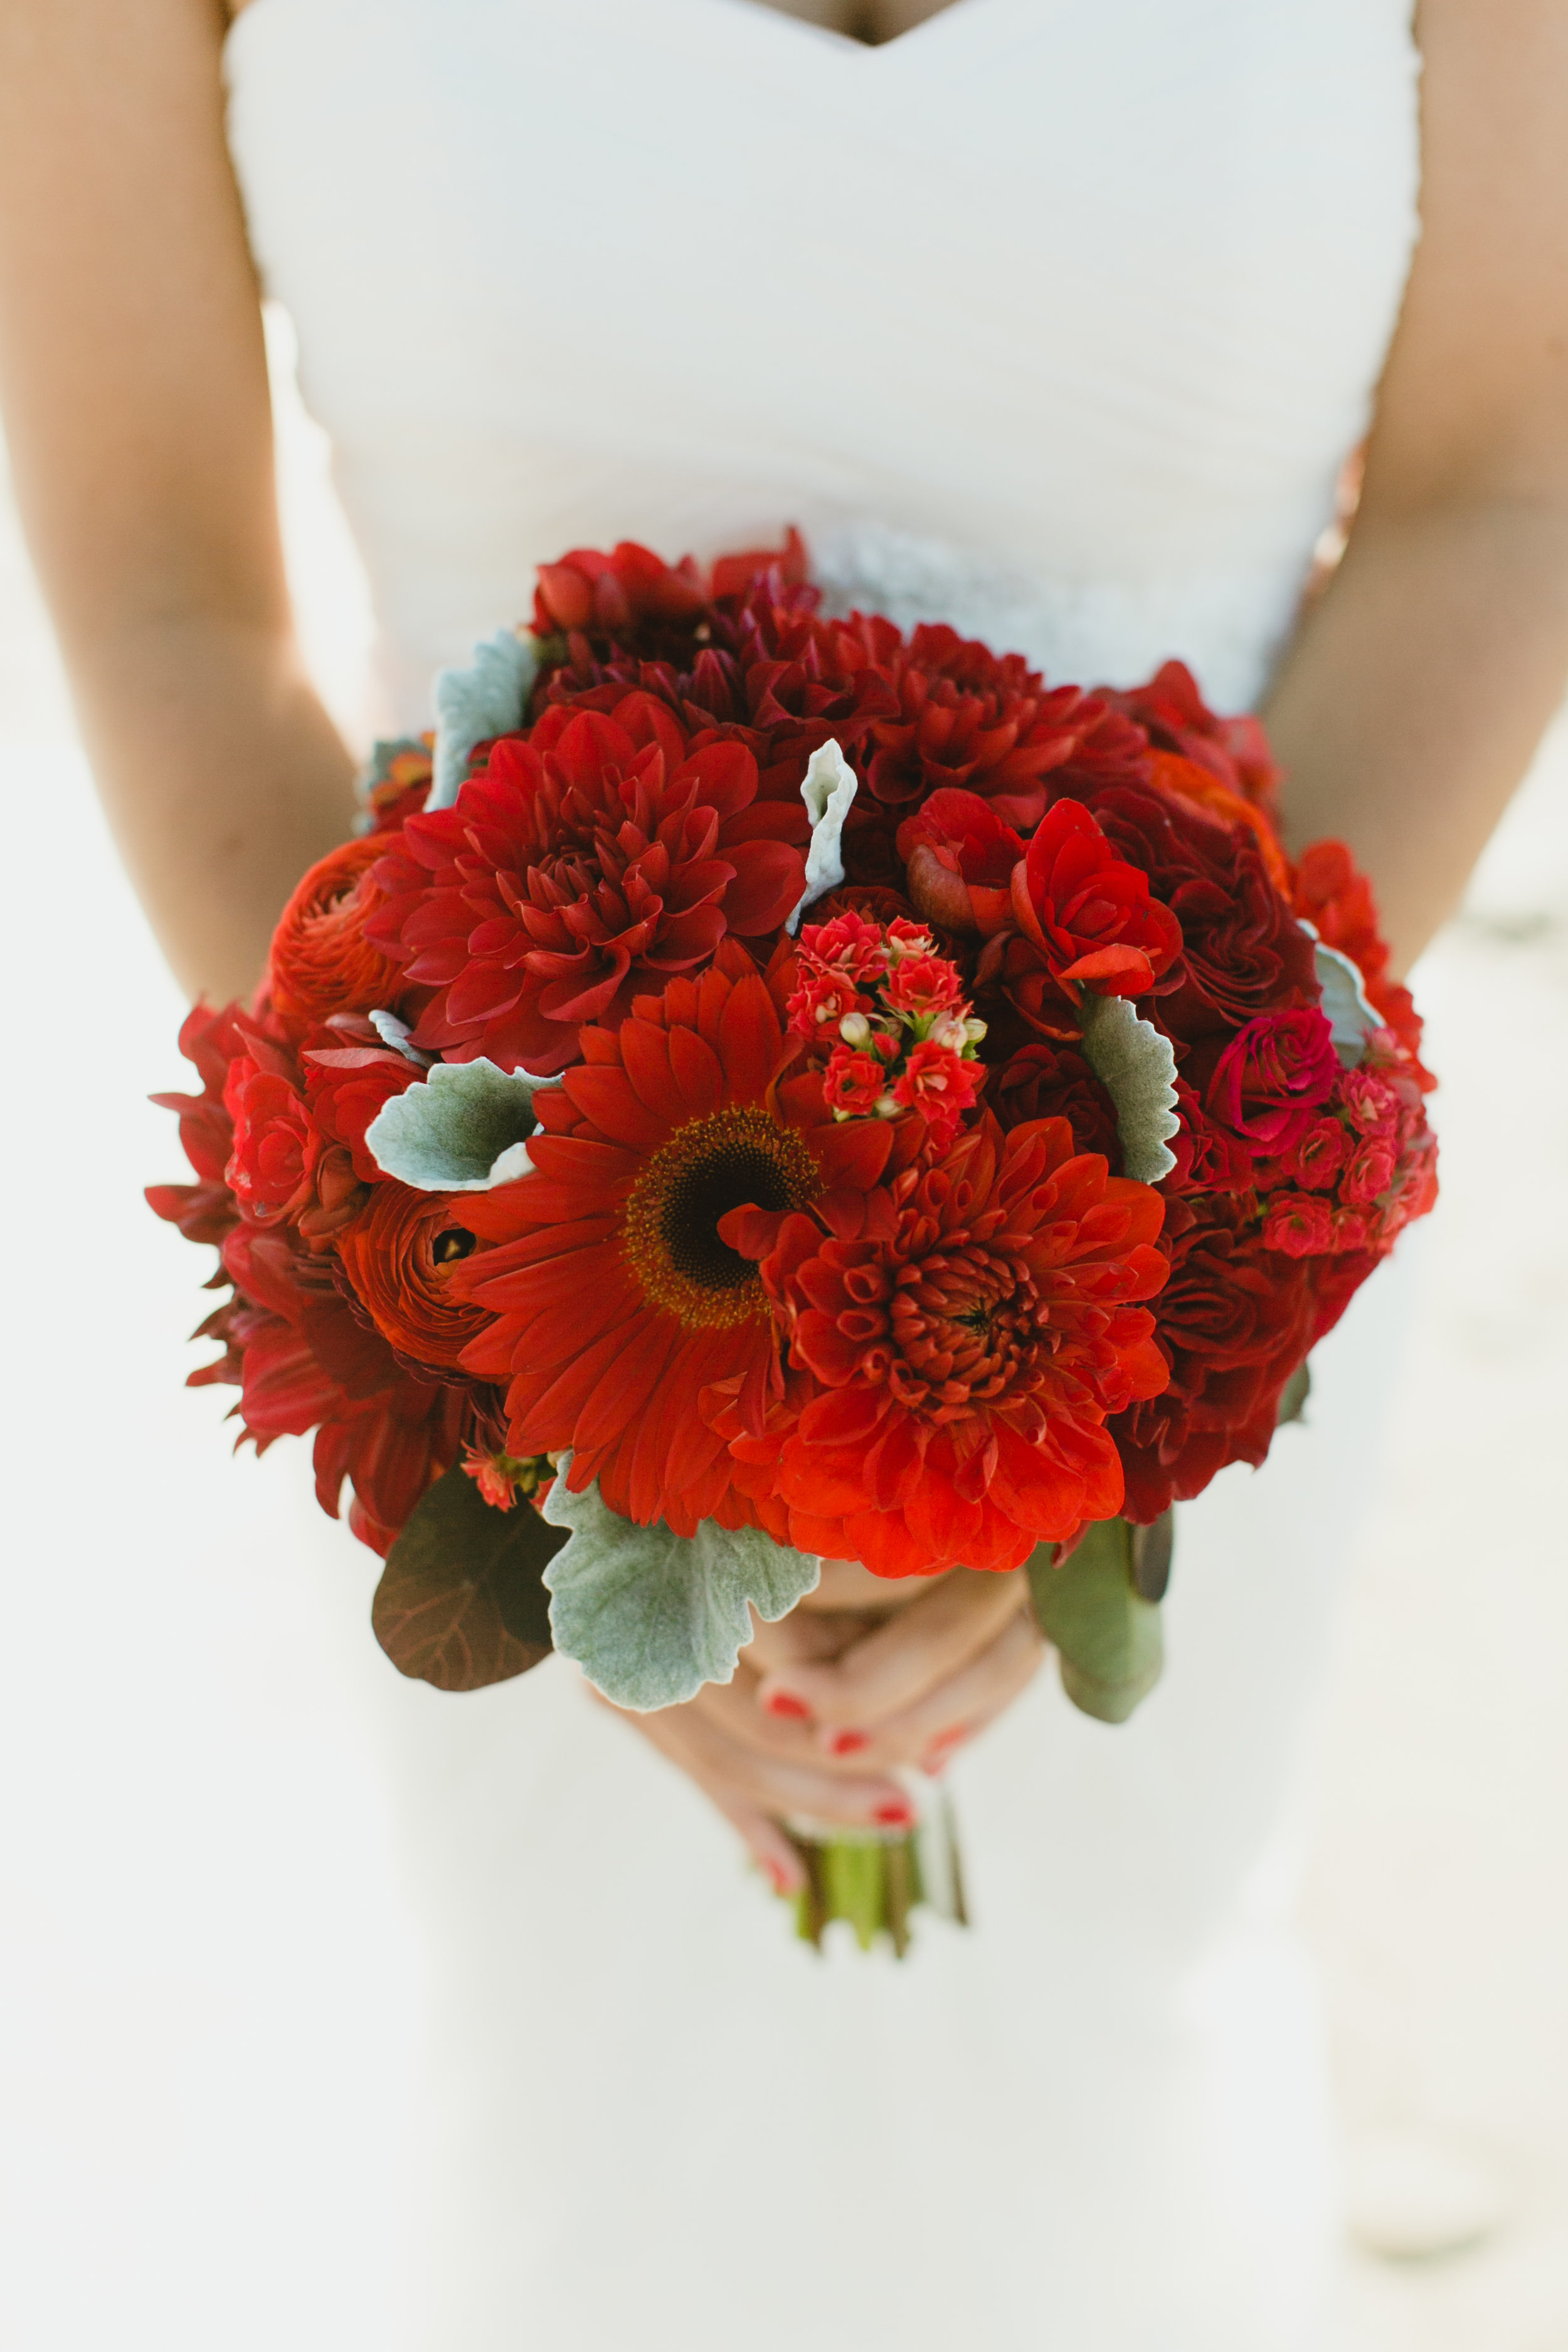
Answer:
365, 1057, 556, 1190
787, 738, 858, 931
1311, 940, 1380, 1068
541, 1466, 821, 1710
428, 628, 539, 811
373, 1461, 564, 1693
1077, 992, 1180, 1183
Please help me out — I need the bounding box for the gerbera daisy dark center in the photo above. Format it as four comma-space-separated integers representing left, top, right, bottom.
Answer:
623, 1106, 818, 1329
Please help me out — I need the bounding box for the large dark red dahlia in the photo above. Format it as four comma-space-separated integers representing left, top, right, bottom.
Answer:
452, 942, 904, 1537
367, 692, 808, 1076
718, 1116, 1170, 1577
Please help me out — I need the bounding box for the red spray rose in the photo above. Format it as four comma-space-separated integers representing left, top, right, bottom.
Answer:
1204, 1009, 1340, 1153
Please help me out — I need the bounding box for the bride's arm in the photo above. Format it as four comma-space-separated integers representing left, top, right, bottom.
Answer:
0, 0, 355, 1002
1264, 0, 1568, 976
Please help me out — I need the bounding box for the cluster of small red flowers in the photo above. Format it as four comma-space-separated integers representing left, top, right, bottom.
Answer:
152, 531, 1438, 1601
785, 910, 985, 1149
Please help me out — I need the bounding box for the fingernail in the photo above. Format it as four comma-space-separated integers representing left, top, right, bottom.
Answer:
928, 1724, 970, 1756
761, 1857, 794, 1897
873, 1801, 915, 1828
829, 1729, 869, 1756
765, 1690, 810, 1721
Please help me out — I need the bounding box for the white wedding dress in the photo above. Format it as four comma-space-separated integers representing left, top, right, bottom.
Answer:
221, 4, 1422, 2344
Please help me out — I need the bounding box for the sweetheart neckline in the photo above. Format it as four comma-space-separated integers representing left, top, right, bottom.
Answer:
226, 0, 997, 63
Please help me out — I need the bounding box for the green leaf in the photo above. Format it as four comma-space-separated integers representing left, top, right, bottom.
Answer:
1077, 991, 1181, 1183
540, 1465, 821, 1710
1027, 1518, 1165, 1724
372, 1462, 564, 1692
364, 1057, 556, 1192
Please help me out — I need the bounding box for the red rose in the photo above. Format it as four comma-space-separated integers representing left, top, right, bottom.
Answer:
1261, 1194, 1337, 1257
1010, 797, 1184, 1001
989, 1042, 1121, 1168
1205, 1010, 1339, 1153
1286, 1115, 1349, 1191
1111, 1199, 1317, 1521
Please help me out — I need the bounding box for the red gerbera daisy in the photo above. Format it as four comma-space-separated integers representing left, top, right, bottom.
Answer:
715, 1115, 1171, 1577
452, 943, 904, 1535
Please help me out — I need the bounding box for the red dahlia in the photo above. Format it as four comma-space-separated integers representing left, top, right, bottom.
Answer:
368, 692, 808, 1076
718, 1116, 1170, 1577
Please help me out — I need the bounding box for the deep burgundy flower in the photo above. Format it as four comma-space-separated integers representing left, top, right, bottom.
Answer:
1111, 1197, 1318, 1522
1069, 779, 1317, 1041
990, 1042, 1121, 1168
368, 691, 808, 1074
1205, 1010, 1340, 1153
1109, 660, 1282, 816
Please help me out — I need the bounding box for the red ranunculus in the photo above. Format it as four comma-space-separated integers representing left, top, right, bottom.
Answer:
267, 837, 406, 1036
336, 1182, 495, 1372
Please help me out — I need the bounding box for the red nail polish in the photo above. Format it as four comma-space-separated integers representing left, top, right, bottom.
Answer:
763, 1857, 792, 1896
928, 1724, 969, 1755
873, 1801, 914, 1828
765, 1690, 810, 1721
830, 1729, 869, 1756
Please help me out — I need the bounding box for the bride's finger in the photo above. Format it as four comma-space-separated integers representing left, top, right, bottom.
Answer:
625, 1693, 916, 1833
755, 1564, 1030, 1730
813, 1606, 1044, 1771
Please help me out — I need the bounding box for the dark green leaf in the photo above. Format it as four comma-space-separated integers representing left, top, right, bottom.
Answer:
1027, 1519, 1164, 1724
1276, 1359, 1312, 1426
373, 1463, 566, 1693
1130, 1508, 1175, 1602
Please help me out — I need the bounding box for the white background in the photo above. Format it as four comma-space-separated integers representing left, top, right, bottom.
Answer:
2, 322, 1567, 2348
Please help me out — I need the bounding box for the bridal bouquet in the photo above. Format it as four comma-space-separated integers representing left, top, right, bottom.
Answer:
151, 531, 1436, 1947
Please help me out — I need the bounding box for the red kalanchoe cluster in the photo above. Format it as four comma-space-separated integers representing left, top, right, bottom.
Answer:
787, 912, 985, 1152
152, 527, 1436, 1607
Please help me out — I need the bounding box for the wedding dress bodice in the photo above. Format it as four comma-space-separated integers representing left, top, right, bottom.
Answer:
225, 0, 1420, 721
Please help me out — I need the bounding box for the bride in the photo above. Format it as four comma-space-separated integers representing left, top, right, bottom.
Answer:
3, 0, 1566, 2343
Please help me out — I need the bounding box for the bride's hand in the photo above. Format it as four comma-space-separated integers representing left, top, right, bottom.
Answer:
595, 1562, 1043, 1895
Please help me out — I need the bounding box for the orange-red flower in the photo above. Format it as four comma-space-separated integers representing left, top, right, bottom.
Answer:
453, 945, 903, 1535
267, 837, 405, 1034
717, 1116, 1170, 1577
1010, 798, 1184, 999
335, 1182, 494, 1372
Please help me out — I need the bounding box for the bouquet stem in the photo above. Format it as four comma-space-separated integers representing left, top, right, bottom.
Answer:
783, 1779, 968, 1957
